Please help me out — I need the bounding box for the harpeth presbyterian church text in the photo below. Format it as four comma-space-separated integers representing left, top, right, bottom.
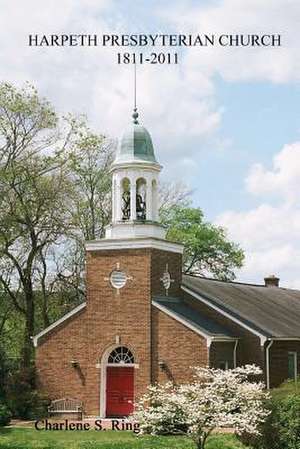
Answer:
28, 33, 281, 48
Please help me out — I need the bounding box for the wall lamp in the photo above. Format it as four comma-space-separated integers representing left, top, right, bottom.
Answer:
158, 360, 167, 370
70, 359, 79, 368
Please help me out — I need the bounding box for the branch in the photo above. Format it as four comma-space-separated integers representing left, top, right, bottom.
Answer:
0, 275, 25, 314
3, 244, 26, 286
0, 305, 11, 336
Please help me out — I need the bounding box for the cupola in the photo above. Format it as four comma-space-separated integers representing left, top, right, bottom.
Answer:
105, 109, 166, 240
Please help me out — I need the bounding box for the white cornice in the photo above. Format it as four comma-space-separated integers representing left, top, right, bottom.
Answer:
110, 161, 162, 172
105, 222, 167, 240
85, 237, 184, 254
32, 302, 86, 347
270, 337, 300, 341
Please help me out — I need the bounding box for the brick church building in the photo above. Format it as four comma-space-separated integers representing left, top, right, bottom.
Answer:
34, 109, 300, 418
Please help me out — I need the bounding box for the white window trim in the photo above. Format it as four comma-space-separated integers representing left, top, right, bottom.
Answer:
106, 363, 139, 368
288, 351, 298, 382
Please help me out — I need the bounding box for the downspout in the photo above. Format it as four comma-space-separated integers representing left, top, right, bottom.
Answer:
266, 339, 274, 389
207, 339, 212, 366
233, 340, 238, 368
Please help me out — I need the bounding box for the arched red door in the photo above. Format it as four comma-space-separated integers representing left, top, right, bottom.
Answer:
106, 366, 134, 417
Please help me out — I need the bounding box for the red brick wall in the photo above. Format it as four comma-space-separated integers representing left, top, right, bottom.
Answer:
35, 309, 88, 401
151, 306, 208, 384
86, 248, 153, 415
150, 249, 182, 297
36, 246, 185, 416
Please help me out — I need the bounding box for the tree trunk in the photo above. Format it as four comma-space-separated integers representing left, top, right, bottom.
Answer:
21, 289, 35, 380
195, 434, 207, 449
42, 297, 50, 328
40, 250, 50, 328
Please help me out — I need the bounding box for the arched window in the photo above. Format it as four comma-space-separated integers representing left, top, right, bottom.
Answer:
121, 178, 130, 220
136, 178, 146, 220
108, 346, 134, 364
152, 179, 158, 221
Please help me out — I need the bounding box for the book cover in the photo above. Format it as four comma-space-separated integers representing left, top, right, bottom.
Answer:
0, 1, 299, 448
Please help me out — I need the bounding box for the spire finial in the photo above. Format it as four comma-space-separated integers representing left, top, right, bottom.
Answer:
132, 63, 139, 124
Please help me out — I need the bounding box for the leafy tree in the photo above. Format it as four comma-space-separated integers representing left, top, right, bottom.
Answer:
0, 153, 73, 368
161, 205, 244, 280
0, 82, 76, 369
0, 290, 11, 339
0, 82, 115, 369
159, 181, 192, 214
68, 127, 114, 241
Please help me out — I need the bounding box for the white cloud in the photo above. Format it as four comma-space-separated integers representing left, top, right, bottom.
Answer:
2, 0, 300, 287
1, 0, 298, 184
216, 142, 300, 287
0, 0, 222, 183
246, 142, 300, 203
161, 0, 300, 83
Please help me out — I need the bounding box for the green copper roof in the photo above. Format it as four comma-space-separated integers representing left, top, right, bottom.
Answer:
114, 110, 157, 164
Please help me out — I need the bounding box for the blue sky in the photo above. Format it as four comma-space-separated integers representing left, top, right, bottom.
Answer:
1, 0, 300, 286
199, 80, 300, 218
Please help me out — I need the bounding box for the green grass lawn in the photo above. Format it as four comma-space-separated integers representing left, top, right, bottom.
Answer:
0, 428, 249, 449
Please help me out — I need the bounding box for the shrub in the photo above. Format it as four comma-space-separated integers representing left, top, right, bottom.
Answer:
134, 365, 269, 449
5, 367, 49, 419
272, 377, 300, 400
134, 382, 189, 435
276, 394, 300, 449
0, 346, 9, 402
0, 402, 11, 426
239, 384, 300, 449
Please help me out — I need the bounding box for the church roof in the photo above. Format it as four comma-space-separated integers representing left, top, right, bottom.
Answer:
153, 296, 236, 340
182, 275, 300, 339
113, 111, 157, 165
33, 273, 300, 348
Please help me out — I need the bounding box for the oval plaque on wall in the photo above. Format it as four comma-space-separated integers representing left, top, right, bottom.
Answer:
110, 270, 127, 290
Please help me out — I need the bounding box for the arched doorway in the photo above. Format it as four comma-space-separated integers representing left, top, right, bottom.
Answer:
103, 346, 135, 417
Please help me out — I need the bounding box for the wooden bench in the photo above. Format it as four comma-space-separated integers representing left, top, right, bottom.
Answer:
48, 398, 83, 420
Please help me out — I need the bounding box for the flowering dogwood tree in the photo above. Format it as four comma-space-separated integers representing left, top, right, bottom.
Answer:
134, 365, 269, 449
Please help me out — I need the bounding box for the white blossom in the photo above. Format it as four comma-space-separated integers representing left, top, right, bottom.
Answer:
133, 365, 270, 449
